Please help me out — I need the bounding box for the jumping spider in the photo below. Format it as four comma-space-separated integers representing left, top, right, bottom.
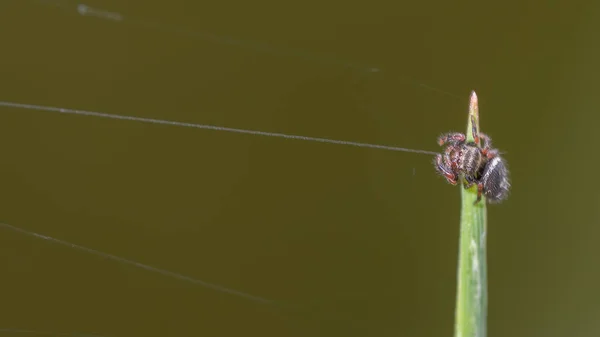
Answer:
435, 116, 510, 204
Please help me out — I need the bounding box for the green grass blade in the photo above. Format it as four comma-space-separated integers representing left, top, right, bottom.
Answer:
454, 91, 488, 337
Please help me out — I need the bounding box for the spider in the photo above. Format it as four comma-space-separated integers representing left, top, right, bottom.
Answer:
434, 116, 510, 204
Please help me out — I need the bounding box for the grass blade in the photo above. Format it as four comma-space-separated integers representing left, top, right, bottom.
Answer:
454, 91, 488, 337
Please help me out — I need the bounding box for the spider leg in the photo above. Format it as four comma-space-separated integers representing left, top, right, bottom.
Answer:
478, 133, 497, 158
471, 119, 499, 160
435, 154, 458, 185
474, 182, 484, 205
479, 133, 492, 149
470, 115, 480, 146
444, 146, 459, 170
484, 148, 499, 159
437, 133, 465, 146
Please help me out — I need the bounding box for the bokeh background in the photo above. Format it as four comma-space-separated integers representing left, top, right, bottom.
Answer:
0, 0, 598, 336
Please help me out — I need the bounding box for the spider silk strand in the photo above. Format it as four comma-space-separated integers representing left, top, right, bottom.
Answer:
0, 101, 438, 155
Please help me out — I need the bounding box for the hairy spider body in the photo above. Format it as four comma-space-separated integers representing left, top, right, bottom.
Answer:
434, 116, 510, 204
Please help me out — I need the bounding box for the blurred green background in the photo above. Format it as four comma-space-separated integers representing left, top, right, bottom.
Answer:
0, 0, 598, 336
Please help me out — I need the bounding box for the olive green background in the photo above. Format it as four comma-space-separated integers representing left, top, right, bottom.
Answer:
0, 1, 598, 336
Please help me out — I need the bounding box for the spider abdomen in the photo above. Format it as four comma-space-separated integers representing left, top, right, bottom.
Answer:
481, 156, 510, 202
